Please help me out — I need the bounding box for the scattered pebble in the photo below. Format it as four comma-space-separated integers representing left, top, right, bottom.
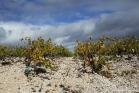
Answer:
0, 56, 139, 93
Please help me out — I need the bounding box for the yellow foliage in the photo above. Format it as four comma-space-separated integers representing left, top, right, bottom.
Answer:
132, 49, 134, 53
83, 60, 90, 65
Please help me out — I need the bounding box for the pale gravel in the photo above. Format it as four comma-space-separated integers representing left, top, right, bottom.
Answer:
0, 57, 139, 93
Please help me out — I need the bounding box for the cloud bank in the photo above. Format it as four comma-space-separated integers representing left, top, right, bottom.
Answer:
0, 0, 139, 51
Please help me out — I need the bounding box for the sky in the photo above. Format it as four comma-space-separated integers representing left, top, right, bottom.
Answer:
0, 0, 139, 52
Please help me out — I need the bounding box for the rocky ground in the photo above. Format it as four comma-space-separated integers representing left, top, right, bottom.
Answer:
0, 56, 139, 93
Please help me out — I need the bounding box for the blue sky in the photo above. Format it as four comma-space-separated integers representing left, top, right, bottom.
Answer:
0, 0, 139, 51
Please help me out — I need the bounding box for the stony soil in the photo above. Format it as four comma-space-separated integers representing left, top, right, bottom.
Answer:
0, 56, 139, 93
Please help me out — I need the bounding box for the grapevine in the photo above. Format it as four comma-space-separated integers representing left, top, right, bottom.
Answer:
74, 35, 139, 73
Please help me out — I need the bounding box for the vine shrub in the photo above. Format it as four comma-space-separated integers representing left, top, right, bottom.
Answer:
74, 35, 139, 73
20, 36, 73, 69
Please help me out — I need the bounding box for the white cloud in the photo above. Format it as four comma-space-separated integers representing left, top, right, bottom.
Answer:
53, 36, 70, 45
0, 19, 96, 51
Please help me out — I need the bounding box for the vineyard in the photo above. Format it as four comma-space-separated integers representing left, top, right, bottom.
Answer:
0, 35, 139, 92
0, 35, 139, 72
